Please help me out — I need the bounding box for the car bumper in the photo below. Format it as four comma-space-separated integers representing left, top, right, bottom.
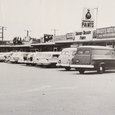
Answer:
70, 64, 94, 68
26, 61, 34, 64
18, 60, 27, 64
56, 63, 70, 67
38, 59, 57, 66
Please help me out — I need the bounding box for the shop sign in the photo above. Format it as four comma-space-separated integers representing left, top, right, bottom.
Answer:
82, 8, 94, 28
54, 35, 66, 41
66, 32, 75, 40
75, 30, 93, 41
96, 26, 115, 38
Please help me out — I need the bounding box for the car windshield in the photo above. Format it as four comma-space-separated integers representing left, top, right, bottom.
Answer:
61, 50, 76, 56
61, 51, 68, 55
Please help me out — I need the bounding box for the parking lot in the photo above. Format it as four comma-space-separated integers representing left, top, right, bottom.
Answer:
0, 63, 115, 115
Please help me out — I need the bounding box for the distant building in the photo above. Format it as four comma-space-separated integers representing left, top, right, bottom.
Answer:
22, 36, 40, 44
0, 40, 11, 45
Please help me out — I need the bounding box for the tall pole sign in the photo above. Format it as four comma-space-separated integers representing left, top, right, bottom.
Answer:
82, 8, 94, 28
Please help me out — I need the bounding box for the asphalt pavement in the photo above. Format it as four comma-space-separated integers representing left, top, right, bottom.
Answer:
0, 63, 115, 115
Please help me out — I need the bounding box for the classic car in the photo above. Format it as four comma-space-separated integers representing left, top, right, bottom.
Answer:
9, 52, 21, 63
18, 52, 29, 64
0, 52, 7, 62
70, 46, 115, 74
26, 52, 36, 65
36, 52, 60, 67
56, 47, 77, 70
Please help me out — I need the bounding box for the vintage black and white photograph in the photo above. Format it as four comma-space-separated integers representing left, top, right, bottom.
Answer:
0, 0, 115, 115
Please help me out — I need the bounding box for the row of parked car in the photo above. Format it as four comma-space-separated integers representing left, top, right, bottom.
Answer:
1, 45, 115, 74
0, 51, 61, 67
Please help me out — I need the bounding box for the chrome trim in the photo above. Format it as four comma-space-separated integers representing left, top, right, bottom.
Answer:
70, 64, 94, 68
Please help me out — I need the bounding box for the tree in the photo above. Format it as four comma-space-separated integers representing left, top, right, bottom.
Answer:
13, 37, 22, 45
44, 34, 53, 42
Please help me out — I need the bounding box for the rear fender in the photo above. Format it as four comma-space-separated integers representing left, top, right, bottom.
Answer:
94, 61, 105, 68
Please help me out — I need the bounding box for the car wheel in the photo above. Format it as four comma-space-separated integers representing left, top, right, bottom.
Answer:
65, 67, 71, 71
79, 69, 85, 74
97, 64, 105, 74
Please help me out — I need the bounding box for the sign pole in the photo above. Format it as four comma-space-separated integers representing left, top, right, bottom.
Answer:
94, 8, 98, 29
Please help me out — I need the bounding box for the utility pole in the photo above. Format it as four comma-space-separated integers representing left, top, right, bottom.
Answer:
51, 29, 58, 37
51, 29, 58, 42
0, 26, 6, 41
25, 30, 31, 37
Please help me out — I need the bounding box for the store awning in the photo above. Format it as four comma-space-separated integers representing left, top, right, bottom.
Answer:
31, 42, 55, 46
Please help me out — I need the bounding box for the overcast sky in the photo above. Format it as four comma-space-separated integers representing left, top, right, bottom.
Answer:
0, 0, 115, 40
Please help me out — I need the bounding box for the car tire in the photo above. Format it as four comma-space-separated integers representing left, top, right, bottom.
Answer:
79, 69, 85, 74
97, 64, 105, 74
65, 67, 71, 71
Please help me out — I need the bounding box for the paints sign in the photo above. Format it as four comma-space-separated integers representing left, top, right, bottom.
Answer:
82, 8, 94, 28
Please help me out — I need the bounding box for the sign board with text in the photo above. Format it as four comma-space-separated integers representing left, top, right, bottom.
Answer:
96, 26, 115, 39
66, 32, 75, 40
75, 30, 93, 41
54, 35, 66, 41
82, 8, 94, 28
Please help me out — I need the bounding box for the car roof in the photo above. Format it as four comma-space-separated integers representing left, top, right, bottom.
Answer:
78, 45, 114, 50
62, 48, 77, 51
40, 52, 61, 54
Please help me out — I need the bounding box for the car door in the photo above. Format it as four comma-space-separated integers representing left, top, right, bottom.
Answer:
73, 48, 91, 65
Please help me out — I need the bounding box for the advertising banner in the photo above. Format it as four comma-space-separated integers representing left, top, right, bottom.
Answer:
54, 35, 66, 41
75, 30, 93, 41
66, 32, 75, 40
82, 8, 94, 28
96, 26, 115, 38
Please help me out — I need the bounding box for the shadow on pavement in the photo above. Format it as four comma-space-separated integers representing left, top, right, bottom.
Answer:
74, 70, 115, 75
